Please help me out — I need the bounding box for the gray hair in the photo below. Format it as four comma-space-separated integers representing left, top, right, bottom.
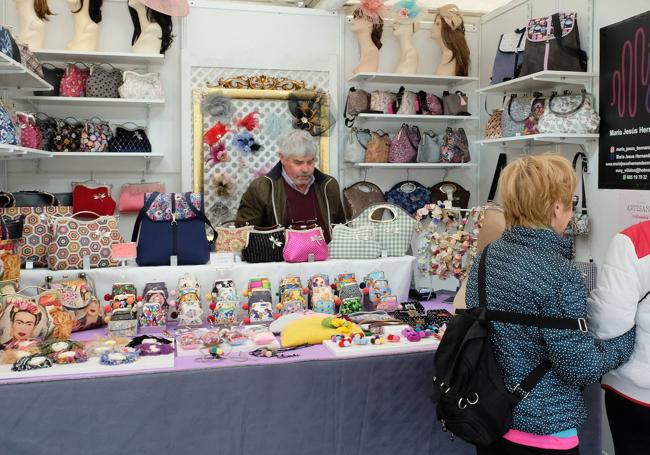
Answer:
279, 129, 318, 158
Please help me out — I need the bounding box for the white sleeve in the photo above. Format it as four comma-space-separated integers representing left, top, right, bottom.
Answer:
587, 233, 642, 339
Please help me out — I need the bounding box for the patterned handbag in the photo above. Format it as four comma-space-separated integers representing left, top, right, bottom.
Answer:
35, 114, 57, 150
72, 182, 116, 216
17, 43, 43, 77
389, 124, 420, 163
393, 86, 418, 115
52, 118, 83, 152
442, 91, 469, 115
215, 220, 252, 253
0, 101, 18, 145
338, 282, 363, 315
439, 127, 470, 163
485, 109, 503, 139
344, 87, 371, 126
416, 131, 441, 163
118, 71, 164, 99
44, 274, 104, 331
385, 181, 431, 216
329, 225, 381, 260
86, 64, 123, 98
283, 225, 329, 263
108, 124, 152, 153
0, 26, 16, 59
80, 118, 114, 153
370, 91, 394, 114
349, 203, 416, 257
343, 181, 385, 220
35, 65, 65, 97
48, 214, 123, 270
417, 91, 443, 115
59, 64, 89, 97
538, 90, 600, 134
501, 95, 546, 137
241, 226, 286, 263
16, 113, 42, 150
566, 152, 590, 236
364, 130, 391, 163
118, 182, 166, 213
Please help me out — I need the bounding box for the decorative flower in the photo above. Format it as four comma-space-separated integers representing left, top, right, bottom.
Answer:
392, 0, 421, 20
211, 172, 236, 199
203, 122, 230, 147
202, 94, 234, 122
206, 141, 228, 165
232, 131, 262, 154
236, 112, 260, 132
356, 0, 386, 23
14, 299, 38, 314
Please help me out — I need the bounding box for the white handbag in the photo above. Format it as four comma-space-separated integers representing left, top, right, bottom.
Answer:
538, 90, 600, 134
118, 71, 165, 100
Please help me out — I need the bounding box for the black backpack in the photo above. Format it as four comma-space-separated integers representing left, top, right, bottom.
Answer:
431, 246, 588, 446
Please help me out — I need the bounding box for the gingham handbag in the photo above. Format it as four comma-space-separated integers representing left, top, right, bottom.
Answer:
349, 203, 416, 257
329, 225, 381, 260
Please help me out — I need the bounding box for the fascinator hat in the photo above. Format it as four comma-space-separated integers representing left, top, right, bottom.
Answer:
392, 0, 422, 22
354, 0, 387, 24
437, 3, 464, 30
139, 0, 189, 17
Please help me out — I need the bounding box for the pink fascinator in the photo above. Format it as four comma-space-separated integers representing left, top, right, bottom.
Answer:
139, 0, 189, 17
355, 0, 386, 24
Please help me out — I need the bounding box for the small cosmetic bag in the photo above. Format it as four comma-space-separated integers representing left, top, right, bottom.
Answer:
283, 224, 328, 263
108, 124, 152, 153
86, 64, 123, 98
241, 226, 286, 263
118, 71, 164, 100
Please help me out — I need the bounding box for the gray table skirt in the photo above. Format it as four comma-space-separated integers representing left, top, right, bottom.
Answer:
0, 352, 601, 455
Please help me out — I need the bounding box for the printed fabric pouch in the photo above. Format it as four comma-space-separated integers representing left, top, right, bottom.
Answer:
59, 64, 89, 97
48, 214, 124, 270
86, 64, 123, 98
44, 274, 104, 331
343, 181, 385, 220
118, 182, 166, 213
370, 91, 394, 114
417, 91, 443, 115
35, 114, 58, 150
36, 64, 65, 96
52, 118, 83, 152
416, 131, 441, 163
339, 282, 363, 315
0, 293, 53, 347
392, 86, 418, 115
344, 87, 371, 127
523, 97, 545, 135
140, 282, 169, 327
491, 30, 526, 84
439, 127, 470, 163
389, 124, 421, 163
215, 220, 252, 254
385, 181, 432, 216
0, 240, 20, 284
241, 226, 286, 263
207, 279, 238, 325
17, 43, 43, 77
0, 100, 18, 145
118, 71, 165, 100
72, 183, 116, 216
329, 224, 381, 260
565, 152, 590, 236
311, 285, 335, 315
16, 112, 42, 150
442, 91, 469, 115
108, 124, 152, 153
0, 26, 19, 61
364, 130, 391, 163
283, 224, 328, 263
349, 203, 416, 257
80, 118, 114, 153
247, 289, 274, 323
485, 109, 503, 139
538, 90, 600, 134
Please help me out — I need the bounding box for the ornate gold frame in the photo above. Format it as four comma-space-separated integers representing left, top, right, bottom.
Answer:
192, 76, 330, 193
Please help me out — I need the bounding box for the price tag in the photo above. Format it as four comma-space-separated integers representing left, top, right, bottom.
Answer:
25, 261, 34, 270
170, 255, 178, 267
82, 255, 91, 270
112, 242, 137, 261
307, 253, 315, 262
381, 249, 388, 258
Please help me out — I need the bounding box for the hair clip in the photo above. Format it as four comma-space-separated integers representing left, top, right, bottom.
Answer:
12, 355, 53, 372
136, 343, 174, 356
352, 334, 369, 345
127, 335, 173, 348
39, 339, 84, 356
250, 343, 309, 359
100, 350, 139, 366
370, 336, 385, 345
54, 349, 88, 365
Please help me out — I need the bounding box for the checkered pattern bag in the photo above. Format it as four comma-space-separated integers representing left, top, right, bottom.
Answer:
575, 260, 597, 294
349, 203, 416, 257
329, 225, 381, 260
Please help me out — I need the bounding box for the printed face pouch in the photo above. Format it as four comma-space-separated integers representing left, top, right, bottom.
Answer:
86, 64, 123, 98
59, 64, 89, 97
80, 118, 114, 153
108, 125, 152, 153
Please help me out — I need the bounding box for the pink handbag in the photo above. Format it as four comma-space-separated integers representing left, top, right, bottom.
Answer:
282, 225, 329, 263
389, 124, 421, 163
60, 64, 89, 97
17, 112, 42, 149
118, 182, 166, 213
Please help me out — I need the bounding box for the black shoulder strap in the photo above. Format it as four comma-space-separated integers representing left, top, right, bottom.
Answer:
552, 13, 588, 71
131, 191, 160, 242
487, 153, 507, 202
573, 152, 587, 214
185, 192, 218, 243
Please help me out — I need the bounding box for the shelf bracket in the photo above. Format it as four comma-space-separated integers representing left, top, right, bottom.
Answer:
144, 156, 152, 174
34, 158, 41, 174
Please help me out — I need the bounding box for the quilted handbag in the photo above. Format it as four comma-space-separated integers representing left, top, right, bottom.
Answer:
343, 181, 385, 220
439, 127, 470, 163
417, 91, 443, 115
520, 12, 587, 76
0, 26, 20, 62
485, 109, 503, 139
344, 87, 371, 126
566, 152, 590, 236
283, 225, 328, 263
59, 64, 89, 97
364, 130, 391, 163
241, 226, 286, 263
389, 124, 420, 163
215, 220, 252, 253
118, 71, 164, 99
108, 124, 152, 153
17, 43, 43, 77
16, 113, 42, 150
72, 183, 116, 216
52, 118, 83, 152
86, 64, 123, 98
385, 181, 431, 216
416, 131, 441, 163
80, 118, 113, 153
48, 214, 124, 270
538, 90, 600, 134
0, 215, 25, 240
370, 91, 394, 114
35, 114, 57, 150
349, 203, 416, 257
393, 86, 418, 115
44, 274, 104, 331
442, 91, 469, 115
132, 192, 216, 266
118, 182, 166, 213
0, 101, 17, 145
491, 30, 526, 84
329, 224, 381, 260
430, 181, 471, 210
35, 65, 65, 96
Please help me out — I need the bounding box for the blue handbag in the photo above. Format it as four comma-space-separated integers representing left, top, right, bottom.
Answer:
131, 192, 216, 266
491, 29, 526, 84
0, 102, 17, 145
0, 26, 20, 62
384, 181, 431, 216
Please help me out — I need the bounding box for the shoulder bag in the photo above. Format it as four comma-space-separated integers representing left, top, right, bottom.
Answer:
442, 91, 469, 115
417, 91, 443, 115
439, 127, 470, 163
344, 87, 371, 127
491, 29, 526, 84
364, 130, 391, 163
416, 131, 441, 163
566, 152, 590, 236
389, 123, 420, 163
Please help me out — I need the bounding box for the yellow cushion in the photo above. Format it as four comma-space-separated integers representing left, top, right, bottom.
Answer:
281, 316, 363, 347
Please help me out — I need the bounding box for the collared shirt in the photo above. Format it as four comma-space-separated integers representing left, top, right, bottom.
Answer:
281, 167, 315, 195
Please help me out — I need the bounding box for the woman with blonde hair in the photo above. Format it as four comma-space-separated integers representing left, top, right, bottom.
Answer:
465, 154, 635, 454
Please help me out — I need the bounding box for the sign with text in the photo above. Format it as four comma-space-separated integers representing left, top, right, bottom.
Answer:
599, 11, 650, 189
618, 191, 650, 231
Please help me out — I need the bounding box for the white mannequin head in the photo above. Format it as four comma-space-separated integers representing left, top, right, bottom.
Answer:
430, 15, 442, 40
351, 17, 372, 33
393, 21, 419, 38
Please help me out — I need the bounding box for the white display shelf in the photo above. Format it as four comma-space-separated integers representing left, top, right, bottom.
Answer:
0, 52, 52, 92
355, 162, 475, 169
32, 49, 164, 65
18, 96, 165, 107
356, 113, 479, 123
0, 145, 163, 160
348, 72, 479, 87
50, 152, 164, 158
476, 134, 599, 147
0, 144, 53, 159
477, 71, 598, 95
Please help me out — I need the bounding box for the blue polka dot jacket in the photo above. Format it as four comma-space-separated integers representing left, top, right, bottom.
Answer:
466, 226, 636, 435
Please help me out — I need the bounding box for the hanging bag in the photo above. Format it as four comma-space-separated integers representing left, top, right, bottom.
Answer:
491, 29, 526, 84
35, 64, 65, 97
108, 123, 152, 153
485, 109, 503, 139
416, 130, 441, 163
349, 203, 416, 257
439, 127, 470, 163
344, 128, 370, 164
80, 117, 114, 153
389, 123, 420, 163
86, 64, 123, 98
35, 113, 57, 150
344, 88, 371, 127
59, 63, 89, 97
385, 181, 432, 216
52, 117, 83, 152
430, 181, 471, 210
392, 86, 418, 115
342, 181, 386, 220
72, 182, 116, 216
416, 91, 443, 115
566, 152, 590, 236
538, 89, 600, 134
0, 101, 18, 146
283, 224, 329, 263
16, 113, 42, 150
241, 225, 286, 263
118, 182, 166, 213
370, 91, 394, 114
364, 130, 391, 163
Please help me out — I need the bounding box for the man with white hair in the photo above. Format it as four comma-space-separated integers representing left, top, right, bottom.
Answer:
237, 129, 345, 242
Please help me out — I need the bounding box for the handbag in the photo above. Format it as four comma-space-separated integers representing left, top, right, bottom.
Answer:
442, 91, 469, 115
370, 91, 394, 114
118, 71, 164, 99
16, 113, 42, 150
538, 90, 600, 134
131, 192, 216, 266
342, 181, 386, 220
389, 123, 420, 163
35, 114, 57, 150
417, 91, 443, 115
48, 214, 124, 270
215, 220, 252, 254
329, 225, 381, 260
385, 181, 431, 216
0, 240, 20, 284
416, 131, 440, 163
35, 65, 65, 97
344, 87, 371, 127
5, 190, 65, 207
52, 117, 83, 152
439, 127, 470, 163
118, 182, 166, 213
566, 152, 590, 236
241, 225, 286, 263
283, 224, 329, 263
575, 259, 597, 294
59, 64, 89, 97
0, 101, 18, 145
364, 130, 391, 163
491, 30, 526, 84
0, 291, 53, 347
17, 43, 43, 77
520, 12, 587, 76
0, 26, 20, 62
72, 182, 116, 216
349, 203, 416, 257
86, 64, 123, 98
430, 181, 471, 210
501, 95, 537, 137
108, 124, 152, 153
344, 128, 369, 164
80, 118, 114, 153
44, 274, 104, 331
0, 215, 25, 240
393, 87, 418, 115
485, 109, 503, 139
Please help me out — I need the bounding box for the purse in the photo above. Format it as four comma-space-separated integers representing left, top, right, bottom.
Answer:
52, 117, 83, 152
17, 43, 43, 77
86, 64, 123, 98
430, 181, 471, 209
364, 130, 391, 163
0, 26, 20, 62
442, 91, 469, 115
385, 181, 432, 216
48, 214, 124, 270
59, 64, 89, 97
0, 101, 18, 145
491, 30, 526, 84
241, 226, 286, 263
485, 109, 503, 139
35, 114, 57, 150
283, 224, 329, 263
118, 71, 164, 99
80, 118, 114, 153
5, 190, 64, 207
439, 127, 470, 163
566, 152, 590, 236
393, 87, 418, 115
343, 181, 385, 220
349, 203, 416, 257
118, 182, 166, 213
520, 12, 587, 76
72, 182, 116, 216
0, 292, 53, 347
108, 124, 152, 153
344, 128, 369, 164
16, 112, 42, 150
44, 274, 104, 331
329, 225, 381, 260
132, 192, 216, 266
501, 95, 536, 137
416, 131, 440, 163
389, 124, 420, 163
35, 65, 65, 97
538, 90, 600, 134
344, 87, 371, 126
0, 215, 25, 240
417, 91, 443, 115
370, 91, 394, 114
215, 220, 253, 254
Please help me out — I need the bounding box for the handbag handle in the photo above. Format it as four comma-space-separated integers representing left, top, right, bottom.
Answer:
507, 95, 531, 123
548, 89, 587, 116
12, 190, 60, 207
392, 86, 406, 113
367, 204, 397, 223
184, 192, 217, 242
0, 192, 15, 208
70, 211, 106, 219
572, 152, 588, 214
487, 153, 508, 203
220, 219, 249, 228
355, 128, 371, 150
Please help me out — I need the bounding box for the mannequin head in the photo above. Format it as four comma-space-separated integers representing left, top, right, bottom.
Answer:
393, 21, 419, 38
128, 2, 174, 53
33, 0, 54, 20
432, 6, 470, 76
69, 0, 103, 23
352, 9, 383, 50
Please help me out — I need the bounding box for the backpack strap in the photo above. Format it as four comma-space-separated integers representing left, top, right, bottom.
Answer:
487, 153, 507, 203
551, 13, 588, 71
